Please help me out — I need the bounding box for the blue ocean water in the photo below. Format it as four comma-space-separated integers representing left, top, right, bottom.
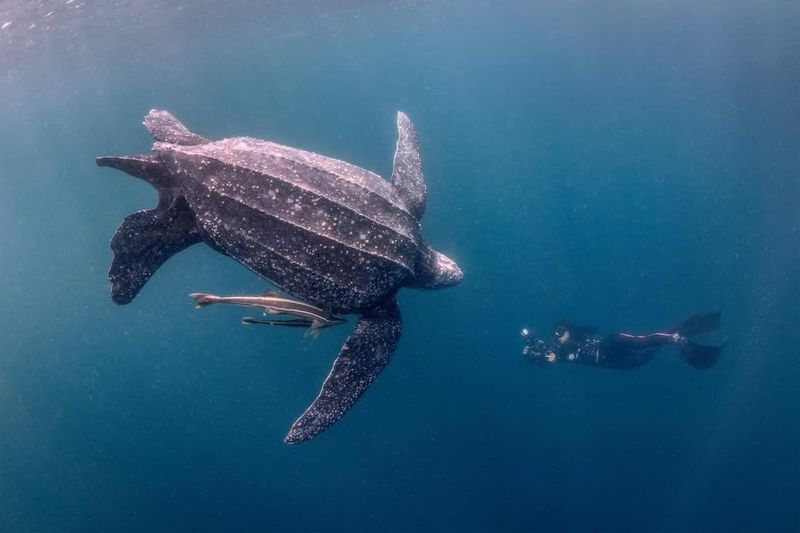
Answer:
1, 1, 798, 531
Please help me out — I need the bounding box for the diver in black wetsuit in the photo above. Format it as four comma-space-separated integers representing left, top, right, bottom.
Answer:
520, 311, 725, 370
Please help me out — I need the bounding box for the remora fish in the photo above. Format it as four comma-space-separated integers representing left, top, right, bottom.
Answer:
97, 109, 463, 443
241, 316, 346, 338
189, 291, 346, 329
241, 317, 334, 328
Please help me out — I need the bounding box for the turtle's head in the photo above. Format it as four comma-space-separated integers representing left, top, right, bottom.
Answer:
429, 250, 463, 287
411, 241, 464, 289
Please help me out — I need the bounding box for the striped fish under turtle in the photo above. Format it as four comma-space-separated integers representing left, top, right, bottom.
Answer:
189, 291, 347, 331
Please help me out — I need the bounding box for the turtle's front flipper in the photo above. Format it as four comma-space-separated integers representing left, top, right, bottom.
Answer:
285, 300, 401, 444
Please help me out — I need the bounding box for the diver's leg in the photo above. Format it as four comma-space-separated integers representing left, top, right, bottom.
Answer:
616, 332, 679, 349
618, 330, 725, 370
594, 338, 660, 369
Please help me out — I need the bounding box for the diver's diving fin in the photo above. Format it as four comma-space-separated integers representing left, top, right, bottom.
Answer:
390, 112, 426, 219
672, 311, 721, 338
143, 109, 210, 146
109, 197, 201, 304
284, 300, 402, 444
681, 339, 726, 370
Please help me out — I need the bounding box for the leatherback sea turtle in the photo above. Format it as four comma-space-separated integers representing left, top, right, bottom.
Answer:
98, 109, 463, 443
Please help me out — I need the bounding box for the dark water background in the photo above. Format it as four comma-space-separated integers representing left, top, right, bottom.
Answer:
1, 1, 798, 531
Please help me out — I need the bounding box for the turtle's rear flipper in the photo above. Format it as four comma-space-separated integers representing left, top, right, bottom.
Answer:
109, 197, 201, 304
97, 154, 181, 211
285, 301, 401, 444
391, 111, 426, 219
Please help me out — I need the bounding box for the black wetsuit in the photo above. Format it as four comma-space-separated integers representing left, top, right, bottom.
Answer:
570, 332, 680, 369
522, 312, 724, 370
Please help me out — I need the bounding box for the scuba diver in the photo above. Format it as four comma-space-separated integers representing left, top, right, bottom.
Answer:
520, 311, 725, 370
